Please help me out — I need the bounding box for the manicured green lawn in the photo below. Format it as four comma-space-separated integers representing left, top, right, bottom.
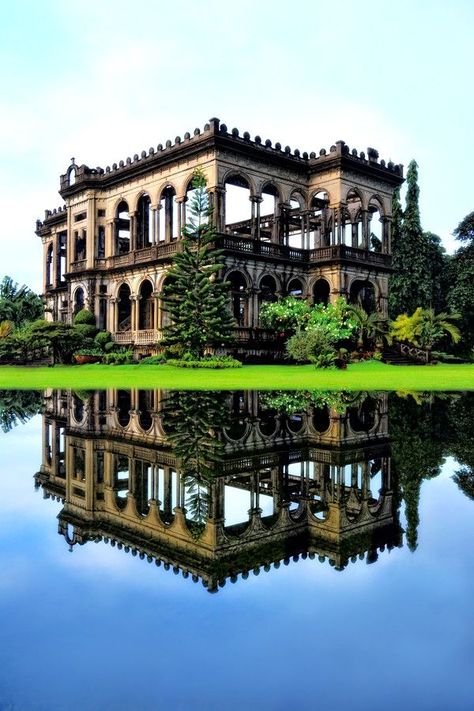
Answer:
0, 361, 473, 390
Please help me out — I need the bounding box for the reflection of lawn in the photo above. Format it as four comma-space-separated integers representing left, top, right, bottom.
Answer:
0, 361, 473, 390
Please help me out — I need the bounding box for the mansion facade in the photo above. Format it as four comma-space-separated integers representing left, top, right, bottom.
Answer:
36, 117, 404, 355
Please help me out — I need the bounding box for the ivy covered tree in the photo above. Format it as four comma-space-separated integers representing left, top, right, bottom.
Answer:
160, 169, 235, 359
389, 161, 447, 317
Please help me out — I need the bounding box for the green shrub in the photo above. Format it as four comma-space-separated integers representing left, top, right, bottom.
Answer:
104, 341, 116, 353
74, 323, 97, 340
74, 348, 103, 357
94, 331, 113, 350
103, 349, 134, 365
286, 329, 337, 368
138, 354, 167, 365
74, 309, 96, 326
166, 356, 242, 369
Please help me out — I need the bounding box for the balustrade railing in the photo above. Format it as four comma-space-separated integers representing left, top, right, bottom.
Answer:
113, 330, 162, 345
67, 236, 391, 274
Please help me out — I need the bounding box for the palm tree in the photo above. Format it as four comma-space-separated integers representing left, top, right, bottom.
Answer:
0, 276, 43, 327
346, 305, 391, 350
416, 309, 461, 350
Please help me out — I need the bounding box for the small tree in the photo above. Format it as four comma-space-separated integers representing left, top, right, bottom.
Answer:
391, 307, 461, 353
160, 169, 235, 359
29, 320, 83, 364
260, 296, 311, 336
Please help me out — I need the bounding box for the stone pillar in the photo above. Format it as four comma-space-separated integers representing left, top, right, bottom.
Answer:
129, 211, 137, 251
382, 216, 391, 253
150, 206, 157, 245
361, 209, 369, 250
176, 197, 186, 238
351, 221, 358, 248
165, 195, 173, 242
131, 295, 139, 332
156, 204, 162, 243
105, 220, 114, 257
109, 297, 117, 333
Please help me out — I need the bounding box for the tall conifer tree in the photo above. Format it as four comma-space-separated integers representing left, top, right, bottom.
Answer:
160, 169, 235, 358
389, 161, 433, 317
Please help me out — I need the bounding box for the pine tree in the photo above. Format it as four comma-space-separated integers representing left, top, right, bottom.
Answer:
160, 169, 235, 358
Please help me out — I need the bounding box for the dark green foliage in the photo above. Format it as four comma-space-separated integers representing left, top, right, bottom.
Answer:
389, 392, 450, 551
74, 323, 97, 342
160, 391, 231, 536
102, 349, 134, 365
138, 354, 167, 365
74, 309, 96, 326
389, 162, 446, 316
29, 320, 83, 364
160, 169, 235, 359
94, 331, 113, 351
447, 212, 474, 351
0, 276, 43, 328
166, 355, 241, 369
445, 393, 474, 501
0, 390, 43, 432
286, 329, 336, 367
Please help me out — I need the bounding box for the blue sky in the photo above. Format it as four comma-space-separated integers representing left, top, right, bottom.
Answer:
1, 0, 473, 290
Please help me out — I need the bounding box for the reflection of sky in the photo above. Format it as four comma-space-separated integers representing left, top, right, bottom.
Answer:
0, 419, 473, 711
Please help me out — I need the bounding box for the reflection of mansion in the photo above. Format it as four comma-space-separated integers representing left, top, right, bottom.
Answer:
36, 117, 403, 355
35, 390, 402, 592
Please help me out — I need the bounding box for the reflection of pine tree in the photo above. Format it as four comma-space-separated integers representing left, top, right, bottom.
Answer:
160, 391, 230, 536
0, 390, 43, 432
389, 393, 450, 551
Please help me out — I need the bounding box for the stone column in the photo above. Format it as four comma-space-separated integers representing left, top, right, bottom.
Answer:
382, 216, 391, 253
361, 209, 369, 250
129, 211, 137, 251
131, 295, 140, 332
351, 221, 358, 248
105, 220, 114, 258
155, 204, 162, 243
150, 206, 157, 245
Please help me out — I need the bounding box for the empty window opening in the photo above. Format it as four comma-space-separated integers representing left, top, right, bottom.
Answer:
115, 201, 130, 255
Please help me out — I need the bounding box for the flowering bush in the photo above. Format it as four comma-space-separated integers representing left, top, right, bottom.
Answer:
259, 297, 311, 335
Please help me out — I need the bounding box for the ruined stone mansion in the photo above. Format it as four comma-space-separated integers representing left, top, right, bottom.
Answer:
36, 117, 403, 356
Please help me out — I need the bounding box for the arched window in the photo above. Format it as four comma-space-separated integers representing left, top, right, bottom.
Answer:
259, 183, 280, 242
113, 453, 129, 510
115, 201, 130, 254
224, 174, 252, 237
346, 190, 363, 248
138, 279, 154, 330
287, 278, 303, 298
158, 186, 179, 242
368, 198, 384, 252
313, 406, 330, 433
349, 279, 376, 314
117, 390, 131, 428
74, 287, 84, 315
136, 194, 152, 249
311, 191, 330, 247
228, 271, 248, 326
138, 390, 153, 431
313, 278, 330, 306
117, 284, 132, 331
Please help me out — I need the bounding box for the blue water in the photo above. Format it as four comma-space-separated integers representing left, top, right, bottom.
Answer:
0, 394, 473, 711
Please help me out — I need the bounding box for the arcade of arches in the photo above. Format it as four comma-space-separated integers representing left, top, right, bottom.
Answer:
38, 118, 403, 351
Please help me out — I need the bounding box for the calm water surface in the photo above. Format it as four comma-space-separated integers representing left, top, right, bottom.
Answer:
0, 389, 473, 711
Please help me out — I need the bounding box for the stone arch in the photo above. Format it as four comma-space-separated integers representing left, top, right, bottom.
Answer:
312, 277, 331, 305
115, 200, 130, 255
222, 172, 255, 236
117, 283, 132, 331
158, 184, 179, 242
136, 193, 152, 249
310, 189, 331, 247
287, 277, 305, 298
259, 182, 282, 242
137, 390, 154, 432
368, 196, 385, 252
258, 273, 278, 322
349, 278, 378, 314
138, 278, 155, 330
312, 406, 331, 434
159, 274, 176, 328
73, 286, 85, 315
